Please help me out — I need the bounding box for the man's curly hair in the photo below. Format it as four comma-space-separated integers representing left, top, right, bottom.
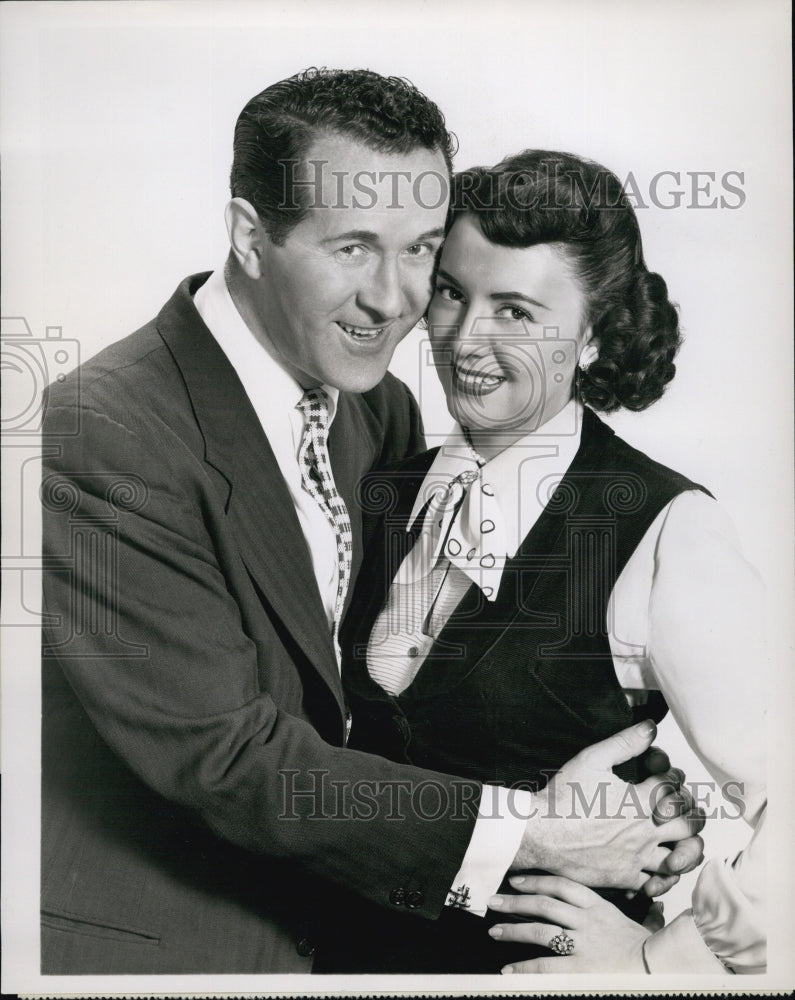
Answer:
230, 67, 456, 245
450, 150, 682, 412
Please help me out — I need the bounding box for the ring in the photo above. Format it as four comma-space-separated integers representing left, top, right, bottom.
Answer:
547, 930, 575, 955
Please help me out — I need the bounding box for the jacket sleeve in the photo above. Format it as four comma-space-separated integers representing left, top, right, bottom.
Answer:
42, 395, 478, 920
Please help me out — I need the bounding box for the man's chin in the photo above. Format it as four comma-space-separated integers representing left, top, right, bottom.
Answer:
332, 364, 392, 394
318, 345, 398, 393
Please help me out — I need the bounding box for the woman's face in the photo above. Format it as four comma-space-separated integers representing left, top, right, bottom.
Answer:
429, 213, 593, 458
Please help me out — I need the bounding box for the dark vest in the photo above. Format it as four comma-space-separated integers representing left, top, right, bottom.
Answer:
320, 408, 708, 974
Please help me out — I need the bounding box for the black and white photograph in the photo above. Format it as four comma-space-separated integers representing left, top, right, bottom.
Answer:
1, 0, 792, 995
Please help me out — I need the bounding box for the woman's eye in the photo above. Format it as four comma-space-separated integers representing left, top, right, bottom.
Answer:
434, 283, 464, 302
497, 304, 534, 323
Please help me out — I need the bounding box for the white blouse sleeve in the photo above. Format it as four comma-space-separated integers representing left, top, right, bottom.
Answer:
609, 489, 767, 973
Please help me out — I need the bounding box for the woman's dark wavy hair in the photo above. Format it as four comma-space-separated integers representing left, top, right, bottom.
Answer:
449, 150, 681, 412
231, 67, 457, 245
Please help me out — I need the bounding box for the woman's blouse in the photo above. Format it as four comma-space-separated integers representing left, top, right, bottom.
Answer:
365, 400, 766, 973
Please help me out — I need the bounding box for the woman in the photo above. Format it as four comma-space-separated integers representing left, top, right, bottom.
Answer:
328, 150, 765, 974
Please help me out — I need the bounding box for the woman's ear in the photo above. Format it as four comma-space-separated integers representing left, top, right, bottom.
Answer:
578, 334, 600, 371
225, 198, 265, 280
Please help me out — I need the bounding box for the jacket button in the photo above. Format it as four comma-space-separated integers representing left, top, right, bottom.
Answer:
389, 887, 406, 906
296, 937, 315, 957
406, 889, 424, 909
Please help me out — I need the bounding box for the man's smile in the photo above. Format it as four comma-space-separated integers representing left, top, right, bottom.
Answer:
336, 320, 389, 341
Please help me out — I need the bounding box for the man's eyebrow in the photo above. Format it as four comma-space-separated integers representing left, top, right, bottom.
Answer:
413, 227, 446, 242
320, 227, 446, 245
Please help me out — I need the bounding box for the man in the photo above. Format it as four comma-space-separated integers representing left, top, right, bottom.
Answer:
41, 68, 701, 974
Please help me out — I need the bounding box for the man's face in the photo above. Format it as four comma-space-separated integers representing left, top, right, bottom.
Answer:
247, 132, 449, 392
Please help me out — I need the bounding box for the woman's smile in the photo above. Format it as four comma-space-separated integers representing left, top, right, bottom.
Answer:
451, 358, 507, 396
429, 214, 592, 457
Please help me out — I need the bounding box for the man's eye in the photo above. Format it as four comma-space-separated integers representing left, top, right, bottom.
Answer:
336, 245, 367, 258
404, 243, 433, 258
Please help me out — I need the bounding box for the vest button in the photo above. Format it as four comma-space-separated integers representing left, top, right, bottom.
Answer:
389, 887, 406, 906
296, 937, 315, 957
406, 889, 424, 909
407, 645, 419, 658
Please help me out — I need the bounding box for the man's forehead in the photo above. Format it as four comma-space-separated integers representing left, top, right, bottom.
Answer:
295, 131, 450, 217
302, 129, 447, 174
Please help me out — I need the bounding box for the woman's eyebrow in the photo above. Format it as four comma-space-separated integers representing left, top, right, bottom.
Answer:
489, 290, 550, 310
436, 267, 462, 285
437, 267, 550, 311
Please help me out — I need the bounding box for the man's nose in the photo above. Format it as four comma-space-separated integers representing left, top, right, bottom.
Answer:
357, 258, 404, 319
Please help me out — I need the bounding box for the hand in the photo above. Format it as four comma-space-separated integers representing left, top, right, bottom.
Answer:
488, 874, 650, 974
512, 720, 699, 891
640, 769, 706, 897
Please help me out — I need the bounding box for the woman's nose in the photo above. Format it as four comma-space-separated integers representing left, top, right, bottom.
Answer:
454, 310, 502, 347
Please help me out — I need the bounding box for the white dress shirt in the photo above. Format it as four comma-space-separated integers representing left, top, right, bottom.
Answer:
193, 268, 342, 646
369, 400, 765, 973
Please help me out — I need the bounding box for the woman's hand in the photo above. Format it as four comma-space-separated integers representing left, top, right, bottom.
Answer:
488, 874, 652, 973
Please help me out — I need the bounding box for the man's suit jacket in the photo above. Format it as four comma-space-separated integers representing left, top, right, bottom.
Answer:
41, 274, 479, 974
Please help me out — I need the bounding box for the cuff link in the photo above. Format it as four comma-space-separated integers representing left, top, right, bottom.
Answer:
446, 883, 472, 909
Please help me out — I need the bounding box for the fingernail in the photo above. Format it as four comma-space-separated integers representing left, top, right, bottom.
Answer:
502, 965, 514, 974
489, 895, 504, 908
489, 926, 503, 938
646, 879, 660, 895
509, 875, 525, 886
669, 852, 683, 870
640, 719, 656, 736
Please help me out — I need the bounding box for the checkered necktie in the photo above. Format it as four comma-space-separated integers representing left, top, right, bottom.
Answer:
297, 388, 353, 639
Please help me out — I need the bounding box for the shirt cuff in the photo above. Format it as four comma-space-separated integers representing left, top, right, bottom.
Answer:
689, 847, 767, 973
643, 912, 731, 973
445, 785, 533, 916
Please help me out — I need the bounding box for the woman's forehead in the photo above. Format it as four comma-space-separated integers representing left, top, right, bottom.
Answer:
441, 215, 583, 302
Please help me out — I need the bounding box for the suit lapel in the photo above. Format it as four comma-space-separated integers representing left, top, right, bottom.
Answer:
341, 452, 435, 706
327, 393, 377, 616
156, 276, 342, 703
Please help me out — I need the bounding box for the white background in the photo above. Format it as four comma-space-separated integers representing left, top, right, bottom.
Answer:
1, 0, 792, 994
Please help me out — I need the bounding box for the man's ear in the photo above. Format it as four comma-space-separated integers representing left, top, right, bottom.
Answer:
225, 198, 266, 279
